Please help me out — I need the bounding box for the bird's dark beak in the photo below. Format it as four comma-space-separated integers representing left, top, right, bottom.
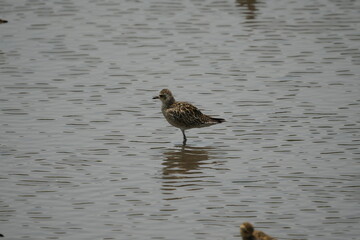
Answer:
152, 96, 159, 99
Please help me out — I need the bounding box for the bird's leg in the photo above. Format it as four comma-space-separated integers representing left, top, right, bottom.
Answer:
181, 129, 187, 145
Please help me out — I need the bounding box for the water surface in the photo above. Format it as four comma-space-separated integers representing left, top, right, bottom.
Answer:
0, 0, 359, 239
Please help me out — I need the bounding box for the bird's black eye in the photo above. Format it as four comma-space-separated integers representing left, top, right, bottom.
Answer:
159, 94, 165, 98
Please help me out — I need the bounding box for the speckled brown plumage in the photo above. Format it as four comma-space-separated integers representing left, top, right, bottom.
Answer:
240, 222, 277, 240
153, 89, 225, 144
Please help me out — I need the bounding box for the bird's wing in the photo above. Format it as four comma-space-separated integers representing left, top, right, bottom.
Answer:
166, 102, 207, 127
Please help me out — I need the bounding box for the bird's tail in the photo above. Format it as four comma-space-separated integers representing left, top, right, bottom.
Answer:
210, 117, 226, 123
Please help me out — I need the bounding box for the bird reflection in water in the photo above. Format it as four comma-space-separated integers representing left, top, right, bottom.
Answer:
235, 0, 257, 19
160, 145, 227, 195
162, 145, 212, 179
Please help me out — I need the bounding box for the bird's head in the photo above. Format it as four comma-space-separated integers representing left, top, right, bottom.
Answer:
153, 89, 175, 105
240, 222, 255, 238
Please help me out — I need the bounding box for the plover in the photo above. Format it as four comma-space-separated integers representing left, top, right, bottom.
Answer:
153, 89, 225, 144
240, 222, 277, 240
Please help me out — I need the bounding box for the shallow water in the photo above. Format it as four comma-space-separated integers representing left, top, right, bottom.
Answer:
0, 0, 359, 239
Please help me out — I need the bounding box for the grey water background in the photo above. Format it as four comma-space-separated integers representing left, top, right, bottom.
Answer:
1, 0, 359, 239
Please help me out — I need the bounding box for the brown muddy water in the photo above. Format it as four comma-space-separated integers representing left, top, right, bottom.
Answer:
0, 0, 359, 239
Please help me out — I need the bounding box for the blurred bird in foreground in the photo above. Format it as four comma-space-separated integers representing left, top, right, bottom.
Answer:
240, 222, 277, 240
